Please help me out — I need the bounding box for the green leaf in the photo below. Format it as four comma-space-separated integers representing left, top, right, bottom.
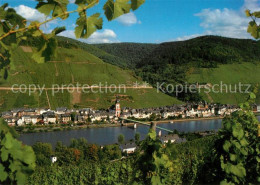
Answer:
247, 21, 259, 39
75, 12, 103, 39
223, 141, 231, 152
0, 148, 9, 162
245, 9, 251, 17
2, 132, 14, 149
15, 171, 27, 185
253, 11, 260, 18
0, 164, 8, 182
131, 0, 145, 10
229, 153, 237, 162
230, 164, 246, 178
249, 92, 256, 100
36, 3, 54, 16
103, 0, 131, 21
36, 0, 69, 19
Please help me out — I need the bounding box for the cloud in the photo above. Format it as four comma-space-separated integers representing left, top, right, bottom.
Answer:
14, 5, 46, 22
242, 0, 260, 12
87, 29, 119, 43
69, 0, 76, 3
116, 12, 141, 26
172, 0, 260, 41
173, 34, 203, 42
194, 8, 250, 39
59, 29, 120, 43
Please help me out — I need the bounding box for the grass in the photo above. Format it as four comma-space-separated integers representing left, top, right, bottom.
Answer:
0, 47, 181, 111
188, 63, 260, 104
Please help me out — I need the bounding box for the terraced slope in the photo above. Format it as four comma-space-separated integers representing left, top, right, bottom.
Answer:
0, 46, 182, 111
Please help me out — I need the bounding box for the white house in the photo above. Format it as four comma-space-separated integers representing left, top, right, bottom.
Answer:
159, 134, 180, 144
17, 119, 24, 126
50, 156, 57, 163
120, 143, 137, 154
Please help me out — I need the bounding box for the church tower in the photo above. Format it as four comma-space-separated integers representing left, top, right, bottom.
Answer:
115, 98, 121, 117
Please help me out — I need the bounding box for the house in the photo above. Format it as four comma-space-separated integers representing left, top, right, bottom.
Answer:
131, 109, 140, 118
11, 108, 24, 117
120, 142, 137, 154
1, 111, 12, 119
175, 138, 187, 144
75, 114, 84, 123
23, 108, 37, 116
120, 112, 131, 119
43, 112, 56, 124
159, 134, 180, 144
50, 156, 57, 163
252, 104, 260, 112
55, 107, 68, 115
5, 117, 17, 126
58, 114, 71, 123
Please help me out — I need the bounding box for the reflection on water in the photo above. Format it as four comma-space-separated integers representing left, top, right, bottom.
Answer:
19, 116, 260, 146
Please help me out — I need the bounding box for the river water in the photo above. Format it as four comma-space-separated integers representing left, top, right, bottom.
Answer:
19, 116, 260, 146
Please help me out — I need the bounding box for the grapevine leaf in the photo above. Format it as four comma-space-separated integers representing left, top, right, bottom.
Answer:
15, 171, 27, 185
223, 141, 231, 152
22, 146, 36, 165
229, 154, 237, 162
247, 21, 259, 39
0, 148, 9, 162
0, 164, 8, 182
75, 13, 103, 39
230, 164, 246, 178
103, 0, 131, 21
253, 11, 260, 18
2, 132, 14, 149
36, 0, 69, 19
245, 9, 251, 17
76, 0, 98, 10
131, 0, 145, 10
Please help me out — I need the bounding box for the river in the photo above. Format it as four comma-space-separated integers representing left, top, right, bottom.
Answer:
19, 116, 260, 146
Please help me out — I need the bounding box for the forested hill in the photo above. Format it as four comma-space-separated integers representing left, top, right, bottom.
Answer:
56, 35, 260, 69
38, 35, 260, 104
136, 36, 260, 69
93, 43, 158, 68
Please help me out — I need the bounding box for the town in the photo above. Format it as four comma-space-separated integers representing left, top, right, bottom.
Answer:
2, 99, 259, 127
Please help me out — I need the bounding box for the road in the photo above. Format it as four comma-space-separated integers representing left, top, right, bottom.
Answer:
0, 86, 153, 90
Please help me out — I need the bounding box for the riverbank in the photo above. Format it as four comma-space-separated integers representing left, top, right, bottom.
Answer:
16, 116, 224, 134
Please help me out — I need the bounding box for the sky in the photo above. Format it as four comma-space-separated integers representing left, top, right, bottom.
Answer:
1, 0, 260, 43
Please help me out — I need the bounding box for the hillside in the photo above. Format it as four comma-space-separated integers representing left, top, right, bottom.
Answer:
93, 43, 158, 68
90, 36, 260, 104
56, 36, 129, 69
0, 46, 182, 111
1, 35, 259, 111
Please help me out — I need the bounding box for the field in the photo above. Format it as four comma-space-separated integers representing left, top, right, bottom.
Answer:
0, 47, 181, 111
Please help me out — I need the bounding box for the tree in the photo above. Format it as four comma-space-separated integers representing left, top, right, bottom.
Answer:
32, 142, 53, 166
0, 119, 36, 184
3, 68, 8, 80
0, 0, 145, 66
135, 132, 140, 144
246, 10, 260, 39
118, 134, 125, 144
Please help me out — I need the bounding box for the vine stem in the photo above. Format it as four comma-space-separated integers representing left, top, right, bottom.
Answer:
0, 0, 99, 41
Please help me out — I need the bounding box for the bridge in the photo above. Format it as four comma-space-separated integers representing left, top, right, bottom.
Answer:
119, 118, 174, 133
